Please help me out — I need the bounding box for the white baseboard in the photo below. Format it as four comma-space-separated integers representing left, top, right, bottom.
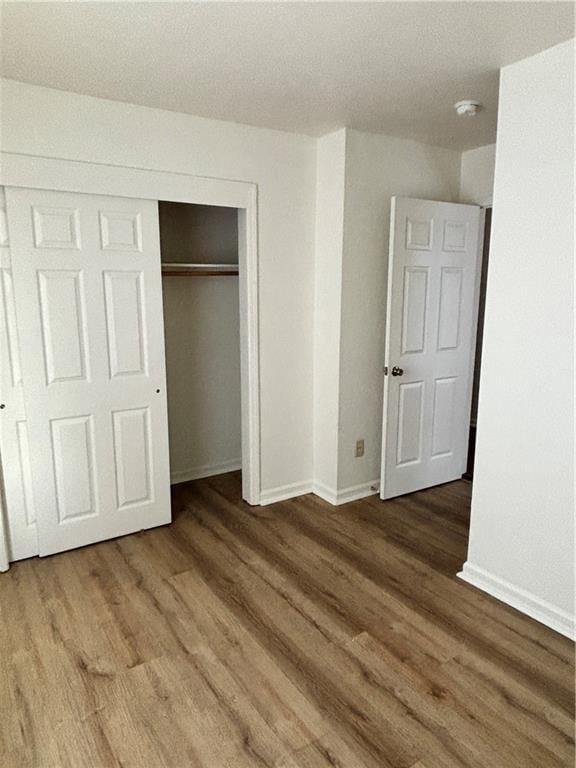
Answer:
170, 459, 242, 485
311, 481, 338, 505
190, 473, 378, 507
313, 480, 380, 506
259, 481, 314, 506
259, 479, 379, 507
458, 561, 575, 640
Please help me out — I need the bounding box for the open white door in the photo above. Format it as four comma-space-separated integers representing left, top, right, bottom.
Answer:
381, 197, 482, 500
5, 187, 171, 556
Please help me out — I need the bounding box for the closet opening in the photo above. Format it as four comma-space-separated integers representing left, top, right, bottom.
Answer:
0, 163, 259, 569
158, 201, 243, 502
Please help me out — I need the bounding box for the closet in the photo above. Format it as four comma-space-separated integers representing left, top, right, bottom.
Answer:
159, 202, 242, 486
0, 186, 243, 563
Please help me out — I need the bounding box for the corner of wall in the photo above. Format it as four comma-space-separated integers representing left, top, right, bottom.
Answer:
312, 128, 348, 494
459, 143, 497, 205
459, 561, 575, 640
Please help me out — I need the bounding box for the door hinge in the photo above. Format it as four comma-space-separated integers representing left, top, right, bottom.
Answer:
383, 366, 388, 376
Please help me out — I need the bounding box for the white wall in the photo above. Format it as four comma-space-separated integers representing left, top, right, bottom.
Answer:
462, 40, 575, 638
459, 143, 496, 205
337, 129, 461, 492
313, 130, 347, 495
0, 79, 316, 497
163, 277, 241, 483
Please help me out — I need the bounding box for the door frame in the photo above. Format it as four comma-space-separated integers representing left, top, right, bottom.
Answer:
0, 152, 261, 527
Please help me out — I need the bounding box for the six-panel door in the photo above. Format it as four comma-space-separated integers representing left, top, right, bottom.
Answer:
5, 188, 171, 556
381, 197, 481, 499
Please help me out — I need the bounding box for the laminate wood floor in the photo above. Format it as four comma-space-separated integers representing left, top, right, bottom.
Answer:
1, 473, 573, 767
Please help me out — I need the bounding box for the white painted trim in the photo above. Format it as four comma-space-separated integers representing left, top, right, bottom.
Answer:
379, 195, 398, 499
170, 460, 242, 485
311, 481, 338, 505
335, 481, 380, 505
0, 151, 261, 512
0, 152, 252, 209
259, 481, 313, 506
260, 479, 379, 507
458, 561, 575, 640
237, 186, 261, 505
313, 480, 380, 506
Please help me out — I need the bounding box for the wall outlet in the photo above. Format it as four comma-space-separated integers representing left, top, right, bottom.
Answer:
355, 439, 365, 458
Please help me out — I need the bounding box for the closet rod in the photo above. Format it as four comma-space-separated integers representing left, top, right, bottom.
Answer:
161, 262, 239, 277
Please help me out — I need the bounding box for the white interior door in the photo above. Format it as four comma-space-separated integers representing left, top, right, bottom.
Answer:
0, 187, 38, 560
5, 187, 171, 556
381, 197, 482, 500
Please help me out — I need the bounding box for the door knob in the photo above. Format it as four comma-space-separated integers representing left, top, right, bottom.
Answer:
391, 366, 404, 377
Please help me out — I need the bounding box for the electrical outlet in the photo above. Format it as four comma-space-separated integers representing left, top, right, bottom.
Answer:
355, 439, 365, 458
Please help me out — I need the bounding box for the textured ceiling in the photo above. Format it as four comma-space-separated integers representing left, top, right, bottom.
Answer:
1, 2, 574, 150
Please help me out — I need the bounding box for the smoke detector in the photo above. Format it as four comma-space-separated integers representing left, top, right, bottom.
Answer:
454, 100, 481, 117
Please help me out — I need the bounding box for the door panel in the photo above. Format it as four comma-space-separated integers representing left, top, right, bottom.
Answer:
0, 187, 39, 560
381, 197, 481, 499
38, 269, 89, 383
15, 421, 36, 527
401, 267, 428, 354
437, 268, 463, 350
51, 415, 98, 522
103, 270, 147, 377
396, 381, 424, 466
431, 377, 457, 457
5, 187, 170, 556
112, 406, 153, 509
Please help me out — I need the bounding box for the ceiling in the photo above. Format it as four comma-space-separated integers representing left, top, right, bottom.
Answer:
1, 2, 573, 150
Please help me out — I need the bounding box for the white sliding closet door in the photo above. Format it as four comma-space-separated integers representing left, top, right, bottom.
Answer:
0, 187, 38, 560
5, 188, 171, 556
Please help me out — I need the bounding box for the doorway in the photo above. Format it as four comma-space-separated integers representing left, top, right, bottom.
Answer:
464, 206, 491, 480
159, 201, 243, 488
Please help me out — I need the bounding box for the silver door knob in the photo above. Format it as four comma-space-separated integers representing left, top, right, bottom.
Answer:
391, 366, 404, 377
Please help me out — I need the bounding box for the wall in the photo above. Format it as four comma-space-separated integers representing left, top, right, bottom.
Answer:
159, 202, 238, 265
0, 79, 316, 498
459, 143, 496, 205
337, 129, 461, 493
163, 277, 241, 483
312, 130, 347, 496
462, 40, 575, 638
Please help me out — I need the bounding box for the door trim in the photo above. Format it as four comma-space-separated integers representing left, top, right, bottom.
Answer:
0, 151, 261, 514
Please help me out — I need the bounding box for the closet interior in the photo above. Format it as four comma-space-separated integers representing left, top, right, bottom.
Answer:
158, 202, 242, 488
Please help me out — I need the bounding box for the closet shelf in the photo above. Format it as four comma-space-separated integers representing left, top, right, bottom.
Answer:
161, 262, 239, 277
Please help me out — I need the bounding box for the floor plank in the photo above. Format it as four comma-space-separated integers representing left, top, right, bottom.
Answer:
1, 472, 573, 767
